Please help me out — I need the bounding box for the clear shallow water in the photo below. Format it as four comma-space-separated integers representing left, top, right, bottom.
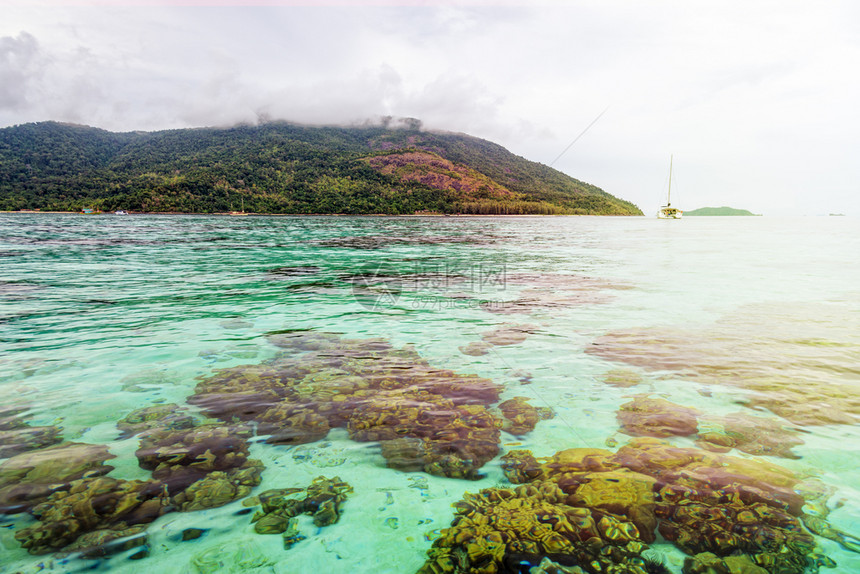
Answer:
0, 213, 858, 573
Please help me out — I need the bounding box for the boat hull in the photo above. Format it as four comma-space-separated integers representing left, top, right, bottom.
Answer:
658, 207, 683, 219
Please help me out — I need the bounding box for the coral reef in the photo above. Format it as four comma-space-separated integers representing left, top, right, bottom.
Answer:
9, 418, 262, 555
0, 425, 63, 459
695, 411, 804, 459
244, 476, 352, 549
585, 303, 860, 426
0, 405, 63, 459
316, 233, 485, 250
682, 552, 767, 574
602, 369, 643, 388
117, 403, 198, 439
459, 342, 491, 356
14, 476, 170, 555
349, 394, 500, 479
0, 442, 115, 514
495, 438, 828, 574
480, 273, 630, 315
480, 324, 538, 347
135, 423, 262, 497
498, 396, 553, 436
417, 481, 652, 574
458, 323, 539, 357
188, 331, 529, 478
616, 397, 700, 438
9, 416, 263, 554
171, 463, 264, 512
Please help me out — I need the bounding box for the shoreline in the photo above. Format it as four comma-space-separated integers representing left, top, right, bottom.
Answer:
0, 211, 633, 217
0, 211, 632, 218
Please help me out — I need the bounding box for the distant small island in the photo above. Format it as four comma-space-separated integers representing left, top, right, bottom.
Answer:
685, 206, 760, 216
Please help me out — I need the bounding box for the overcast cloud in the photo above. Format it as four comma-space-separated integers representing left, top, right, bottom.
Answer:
1, 0, 858, 215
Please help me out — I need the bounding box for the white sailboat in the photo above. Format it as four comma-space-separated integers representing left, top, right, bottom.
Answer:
657, 155, 683, 219
229, 197, 248, 216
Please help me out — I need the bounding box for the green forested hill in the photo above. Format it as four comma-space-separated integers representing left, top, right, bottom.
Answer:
0, 121, 642, 215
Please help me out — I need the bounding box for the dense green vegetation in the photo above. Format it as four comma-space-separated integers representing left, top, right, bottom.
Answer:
685, 206, 759, 216
0, 121, 642, 215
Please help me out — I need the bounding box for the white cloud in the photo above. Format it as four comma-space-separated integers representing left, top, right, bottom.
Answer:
0, 32, 41, 110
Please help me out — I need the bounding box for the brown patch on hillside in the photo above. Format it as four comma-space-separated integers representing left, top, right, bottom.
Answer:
364, 151, 518, 202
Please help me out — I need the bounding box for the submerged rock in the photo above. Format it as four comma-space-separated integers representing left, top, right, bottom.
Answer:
480, 323, 538, 347
417, 481, 652, 574
171, 462, 264, 512
602, 369, 644, 388
14, 476, 170, 554
459, 341, 491, 356
497, 438, 826, 574
498, 396, 548, 436
0, 425, 63, 459
349, 393, 500, 479
0, 405, 63, 458
682, 552, 767, 574
586, 303, 860, 427
117, 403, 198, 439
189, 331, 531, 479
135, 422, 263, 509
245, 476, 352, 549
616, 396, 700, 438
0, 442, 115, 514
695, 411, 805, 459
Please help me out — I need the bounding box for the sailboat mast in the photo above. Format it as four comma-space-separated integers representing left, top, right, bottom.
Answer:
667, 154, 673, 206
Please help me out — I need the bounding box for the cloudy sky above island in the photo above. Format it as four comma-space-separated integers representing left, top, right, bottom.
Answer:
2, 1, 858, 215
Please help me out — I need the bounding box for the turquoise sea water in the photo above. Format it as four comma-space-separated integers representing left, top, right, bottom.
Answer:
1, 213, 858, 573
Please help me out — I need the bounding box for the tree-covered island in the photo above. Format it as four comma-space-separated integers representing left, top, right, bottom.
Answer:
0, 121, 642, 215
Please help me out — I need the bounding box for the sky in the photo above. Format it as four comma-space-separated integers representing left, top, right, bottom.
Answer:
1, 0, 859, 215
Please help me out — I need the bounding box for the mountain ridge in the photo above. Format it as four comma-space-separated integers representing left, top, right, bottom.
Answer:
0, 121, 642, 215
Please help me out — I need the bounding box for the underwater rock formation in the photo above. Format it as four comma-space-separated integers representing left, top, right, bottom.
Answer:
480, 273, 630, 316
602, 369, 643, 389
498, 396, 553, 436
417, 481, 652, 574
0, 442, 115, 514
14, 476, 170, 555
189, 331, 529, 478
497, 438, 830, 574
243, 476, 352, 549
349, 392, 500, 479
694, 411, 805, 459
656, 481, 814, 573
682, 552, 767, 574
480, 323, 538, 347
135, 423, 263, 499
171, 463, 264, 512
459, 341, 491, 356
0, 425, 63, 459
117, 403, 198, 439
10, 416, 264, 554
586, 304, 860, 427
0, 405, 63, 459
616, 397, 700, 438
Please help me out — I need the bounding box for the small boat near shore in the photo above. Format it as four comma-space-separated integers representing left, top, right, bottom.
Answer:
229, 198, 248, 216
114, 210, 129, 215
657, 155, 683, 219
